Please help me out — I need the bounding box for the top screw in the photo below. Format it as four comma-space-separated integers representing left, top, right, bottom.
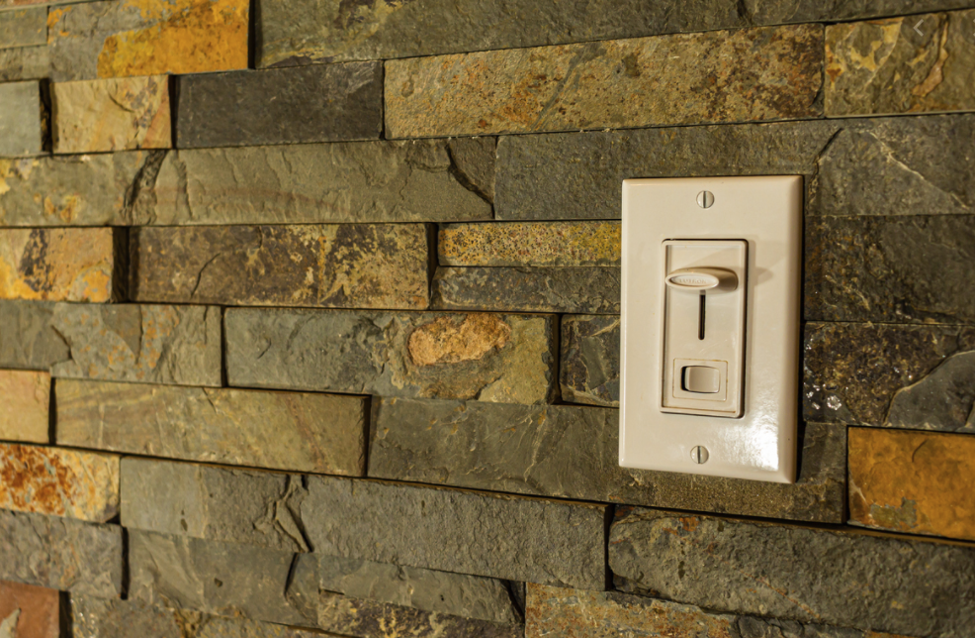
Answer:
696, 190, 715, 209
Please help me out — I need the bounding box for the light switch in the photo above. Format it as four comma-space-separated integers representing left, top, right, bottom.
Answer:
619, 176, 803, 484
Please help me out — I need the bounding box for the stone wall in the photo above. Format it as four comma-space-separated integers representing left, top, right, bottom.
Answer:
0, 0, 974, 636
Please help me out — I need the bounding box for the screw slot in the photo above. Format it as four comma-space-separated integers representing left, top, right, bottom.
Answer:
696, 190, 715, 209
690, 445, 709, 464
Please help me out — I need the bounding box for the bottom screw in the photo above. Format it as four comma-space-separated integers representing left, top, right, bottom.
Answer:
691, 445, 709, 464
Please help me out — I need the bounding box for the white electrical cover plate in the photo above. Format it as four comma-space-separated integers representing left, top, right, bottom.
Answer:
619, 176, 803, 483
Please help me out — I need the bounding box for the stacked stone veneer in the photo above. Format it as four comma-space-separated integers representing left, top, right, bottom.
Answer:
0, 1, 974, 637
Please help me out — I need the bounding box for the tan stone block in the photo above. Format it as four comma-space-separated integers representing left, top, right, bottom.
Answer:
0, 443, 120, 522
0, 228, 120, 302
825, 10, 975, 116
385, 24, 823, 137
439, 222, 621, 267
0, 7, 46, 50
0, 369, 49, 443
52, 75, 171, 153
0, 580, 60, 638
849, 427, 975, 540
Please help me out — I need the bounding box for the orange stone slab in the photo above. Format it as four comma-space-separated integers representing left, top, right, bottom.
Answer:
0, 228, 120, 302
849, 427, 975, 540
52, 75, 171, 153
0, 580, 59, 638
0, 369, 49, 443
0, 442, 120, 522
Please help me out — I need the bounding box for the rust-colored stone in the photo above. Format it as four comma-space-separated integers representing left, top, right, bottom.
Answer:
408, 314, 512, 366
0, 443, 120, 522
0, 369, 49, 443
439, 221, 621, 267
0, 580, 60, 638
0, 228, 120, 302
849, 427, 975, 540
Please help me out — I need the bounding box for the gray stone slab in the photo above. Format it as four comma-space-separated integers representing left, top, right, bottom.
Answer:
57, 380, 368, 474
0, 45, 50, 82
803, 322, 975, 431
496, 114, 974, 220
609, 508, 975, 637
0, 150, 153, 227
256, 0, 967, 67
319, 555, 520, 624
303, 475, 608, 589
130, 139, 494, 226
805, 215, 974, 324
0, 300, 68, 369
0, 509, 122, 597
560, 315, 619, 407
369, 398, 845, 523
225, 308, 556, 405
0, 80, 43, 157
176, 63, 382, 148
432, 267, 620, 314
129, 530, 320, 629
0, 8, 46, 50
50, 303, 223, 387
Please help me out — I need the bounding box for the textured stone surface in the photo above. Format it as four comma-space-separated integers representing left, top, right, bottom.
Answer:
0, 228, 122, 302
50, 303, 222, 387
439, 222, 620, 267
47, 0, 248, 81
176, 63, 382, 148
70, 594, 335, 638
0, 509, 122, 596
303, 476, 608, 589
0, 80, 43, 157
131, 224, 429, 310
432, 267, 620, 314
803, 322, 975, 430
319, 555, 519, 624
129, 530, 320, 629
805, 215, 974, 324
129, 139, 493, 226
0, 580, 59, 639
0, 369, 49, 443
52, 75, 171, 153
496, 114, 974, 220
609, 508, 975, 637
0, 7, 46, 49
849, 427, 975, 540
257, 0, 968, 68
318, 592, 522, 638
0, 443, 119, 522
561, 315, 619, 406
525, 584, 900, 638
58, 379, 367, 475
825, 10, 975, 116
385, 25, 822, 137
0, 151, 151, 226
226, 308, 556, 405
0, 300, 67, 369
370, 398, 845, 523
0, 45, 49, 82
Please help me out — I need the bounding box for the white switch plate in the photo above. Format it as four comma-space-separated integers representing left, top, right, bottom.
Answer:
619, 176, 803, 483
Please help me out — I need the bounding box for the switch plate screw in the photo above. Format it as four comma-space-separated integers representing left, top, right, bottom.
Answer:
696, 190, 715, 208
691, 445, 709, 464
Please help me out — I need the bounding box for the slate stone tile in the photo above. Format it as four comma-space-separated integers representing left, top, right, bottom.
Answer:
432, 267, 620, 314
0, 509, 122, 597
225, 308, 556, 405
0, 80, 44, 157
0, 300, 68, 370
385, 25, 822, 137
129, 139, 494, 226
175, 63, 382, 148
129, 530, 320, 629
804, 323, 975, 431
0, 580, 59, 639
0, 7, 46, 49
50, 303, 223, 387
57, 380, 367, 475
439, 222, 621, 267
0, 369, 49, 443
52, 75, 171, 154
369, 398, 846, 523
130, 224, 429, 310
609, 508, 975, 637
560, 315, 620, 407
0, 443, 120, 522
0, 45, 50, 83
825, 10, 975, 116
849, 427, 975, 540
495, 114, 974, 220
47, 0, 248, 81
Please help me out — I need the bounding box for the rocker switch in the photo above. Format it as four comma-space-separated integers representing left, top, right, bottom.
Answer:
683, 366, 721, 393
